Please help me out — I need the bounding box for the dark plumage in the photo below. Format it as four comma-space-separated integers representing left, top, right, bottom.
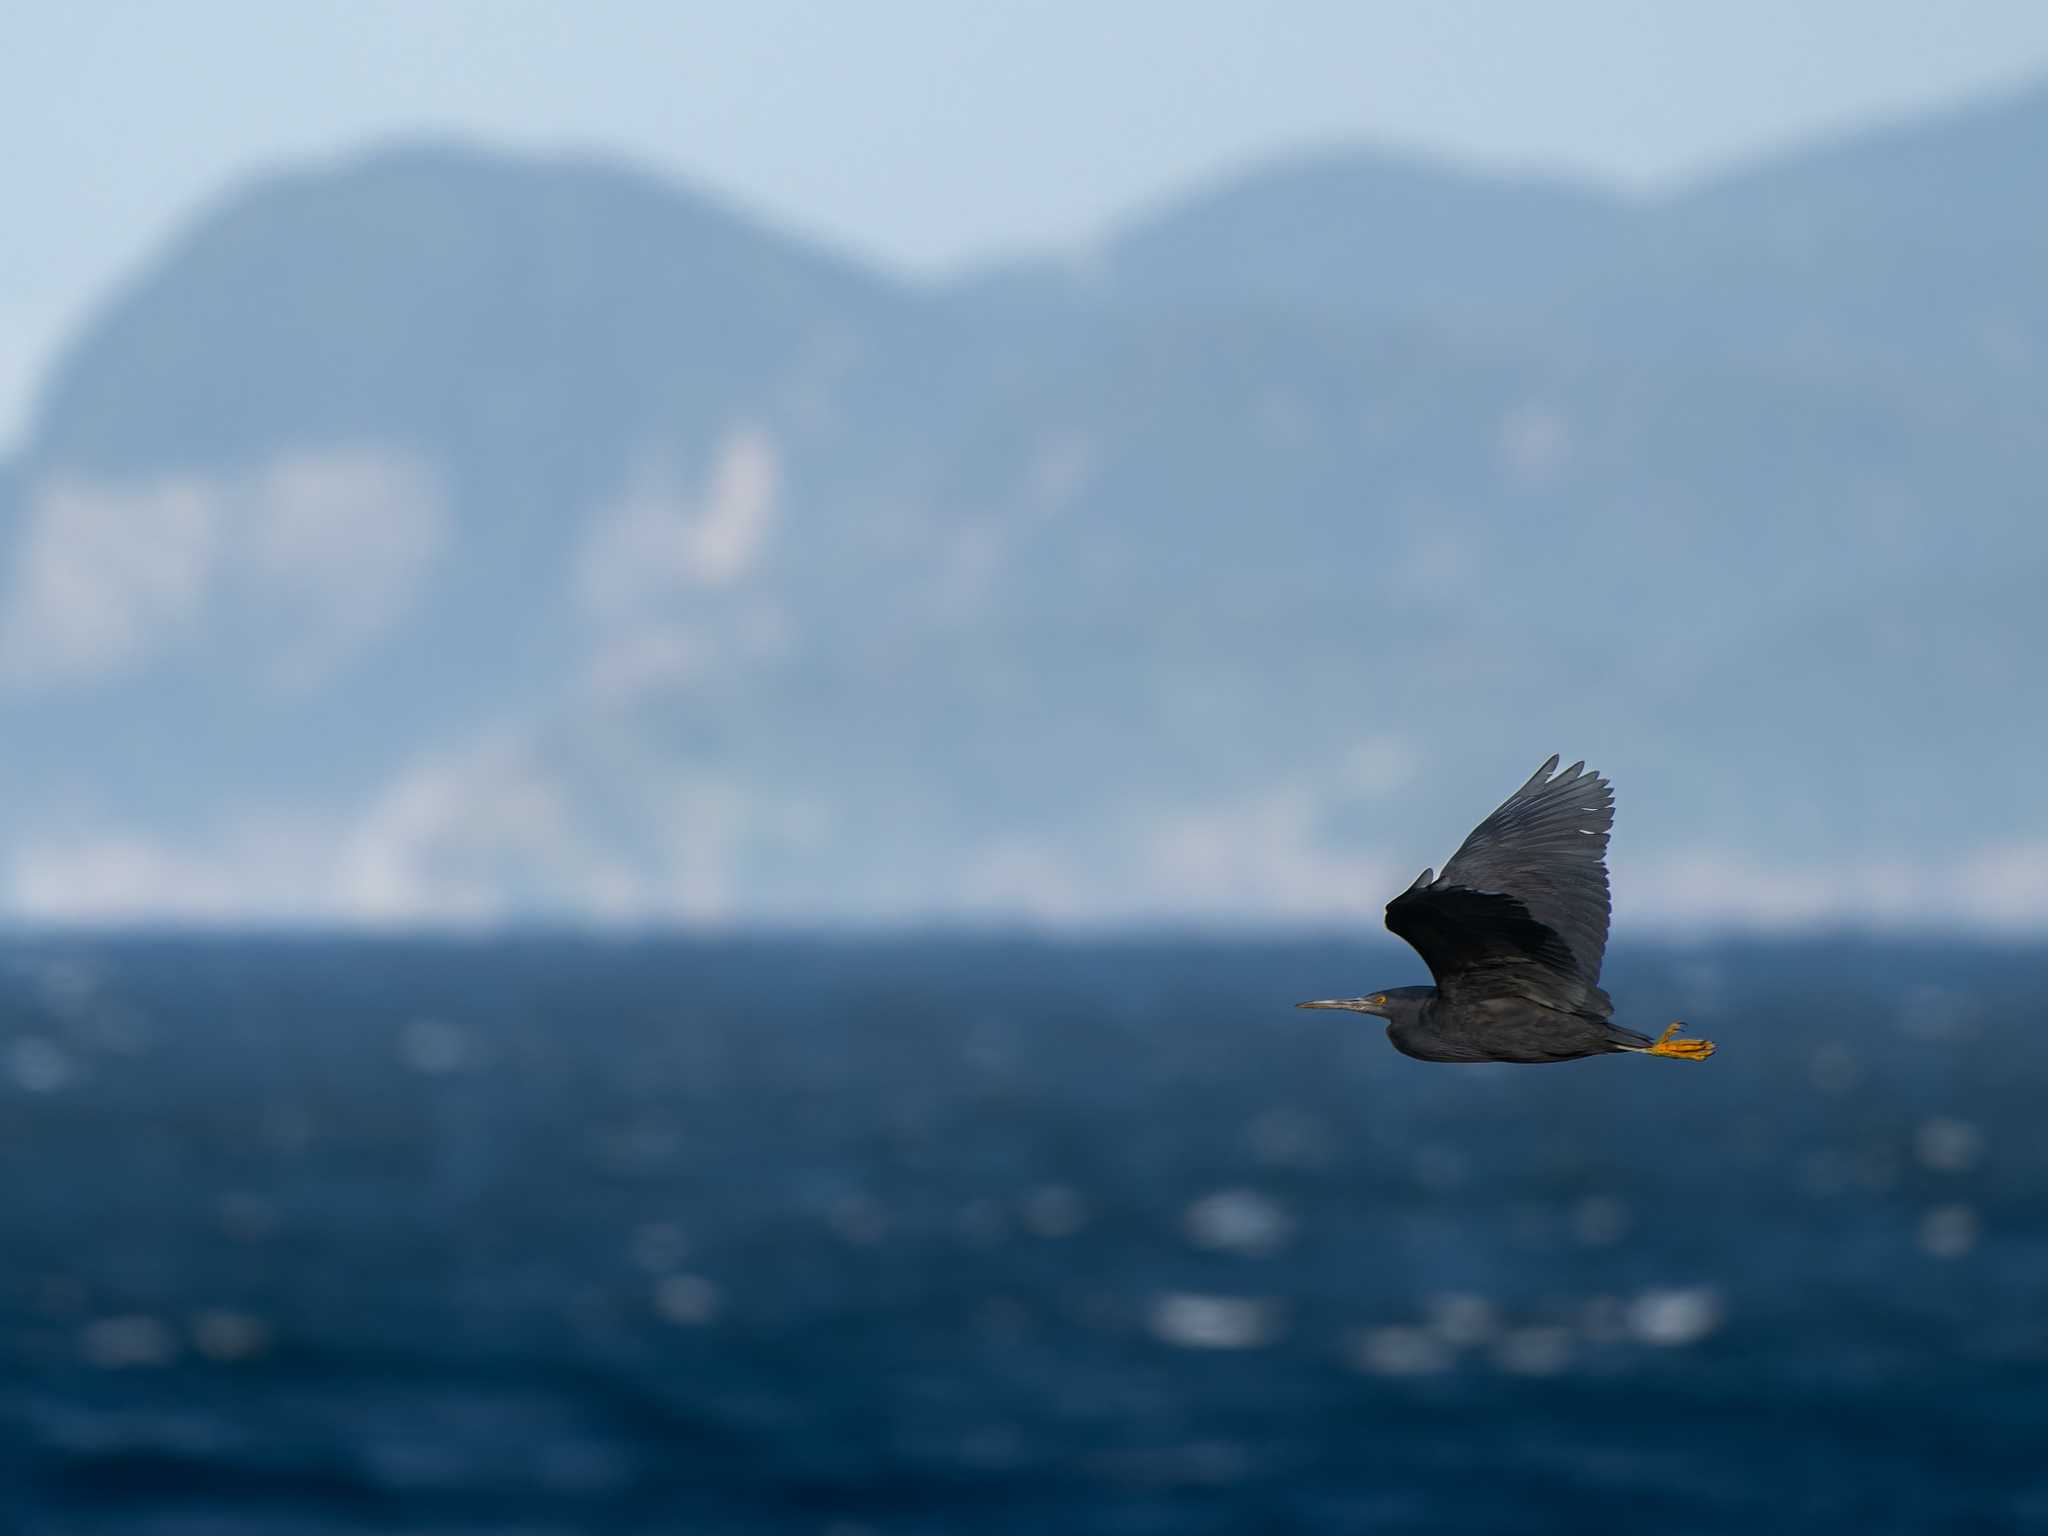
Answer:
1298, 756, 1714, 1065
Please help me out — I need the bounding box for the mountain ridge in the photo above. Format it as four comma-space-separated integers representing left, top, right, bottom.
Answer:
3, 84, 2045, 925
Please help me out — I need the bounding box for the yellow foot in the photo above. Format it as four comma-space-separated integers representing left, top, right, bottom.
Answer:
1646, 1021, 1715, 1061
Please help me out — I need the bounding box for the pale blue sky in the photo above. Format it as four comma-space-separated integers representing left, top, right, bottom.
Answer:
7, 2, 2048, 448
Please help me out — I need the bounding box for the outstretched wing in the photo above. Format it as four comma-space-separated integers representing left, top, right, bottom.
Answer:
1384, 756, 1615, 1015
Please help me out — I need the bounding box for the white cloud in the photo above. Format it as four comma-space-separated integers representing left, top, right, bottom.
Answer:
333, 739, 589, 924
10, 834, 241, 922
1619, 852, 1873, 928
941, 787, 1413, 926
6, 813, 331, 923
4, 703, 795, 926
939, 808, 2048, 933
7, 761, 2048, 932
0, 445, 446, 691
578, 426, 781, 621
582, 621, 701, 702
1138, 791, 1404, 922
649, 776, 747, 924
1951, 841, 2048, 930
332, 733, 752, 925
0, 474, 221, 683
954, 836, 1100, 922
1618, 844, 2048, 932
242, 447, 449, 688
689, 428, 779, 585
5, 739, 621, 927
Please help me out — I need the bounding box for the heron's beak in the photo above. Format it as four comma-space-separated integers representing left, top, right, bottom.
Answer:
1296, 997, 1377, 1013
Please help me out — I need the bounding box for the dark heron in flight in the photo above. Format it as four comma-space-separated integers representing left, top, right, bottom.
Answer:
1298, 755, 1714, 1065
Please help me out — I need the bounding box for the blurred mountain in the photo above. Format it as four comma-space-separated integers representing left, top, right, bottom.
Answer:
1092, 146, 1628, 339
2, 83, 2046, 927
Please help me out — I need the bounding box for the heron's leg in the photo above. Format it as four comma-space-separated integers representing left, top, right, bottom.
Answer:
1645, 1021, 1715, 1061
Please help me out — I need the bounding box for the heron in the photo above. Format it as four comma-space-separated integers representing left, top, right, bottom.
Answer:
1297, 755, 1714, 1065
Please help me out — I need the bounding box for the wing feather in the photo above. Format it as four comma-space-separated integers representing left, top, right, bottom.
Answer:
1384, 755, 1616, 1015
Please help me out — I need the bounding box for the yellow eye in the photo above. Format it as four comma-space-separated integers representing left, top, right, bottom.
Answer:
1371, 994, 1387, 1006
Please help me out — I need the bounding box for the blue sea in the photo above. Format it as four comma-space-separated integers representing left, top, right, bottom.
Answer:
0, 934, 2042, 1533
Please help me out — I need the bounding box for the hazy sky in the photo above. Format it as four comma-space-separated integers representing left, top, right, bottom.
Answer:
7, 2, 2048, 448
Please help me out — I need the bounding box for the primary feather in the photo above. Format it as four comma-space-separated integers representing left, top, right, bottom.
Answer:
1383, 756, 1615, 1017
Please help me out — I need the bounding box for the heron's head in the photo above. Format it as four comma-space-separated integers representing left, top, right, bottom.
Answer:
1296, 985, 1431, 1021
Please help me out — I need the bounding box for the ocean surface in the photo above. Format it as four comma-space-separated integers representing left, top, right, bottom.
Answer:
0, 933, 2042, 1534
